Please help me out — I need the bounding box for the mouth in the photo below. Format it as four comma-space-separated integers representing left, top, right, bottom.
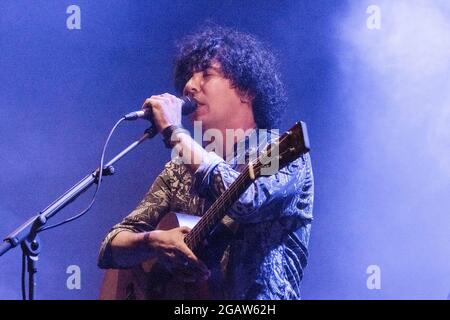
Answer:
188, 96, 204, 109
192, 97, 207, 110
192, 97, 204, 106
196, 102, 207, 111
190, 102, 208, 121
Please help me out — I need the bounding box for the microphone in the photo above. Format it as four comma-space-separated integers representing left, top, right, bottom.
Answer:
123, 96, 197, 121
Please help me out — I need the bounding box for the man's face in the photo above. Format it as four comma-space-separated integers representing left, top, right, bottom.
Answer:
183, 61, 247, 131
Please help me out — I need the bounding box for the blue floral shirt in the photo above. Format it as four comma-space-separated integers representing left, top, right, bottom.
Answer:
98, 129, 314, 300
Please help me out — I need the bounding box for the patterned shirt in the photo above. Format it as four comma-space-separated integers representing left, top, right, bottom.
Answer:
98, 129, 314, 300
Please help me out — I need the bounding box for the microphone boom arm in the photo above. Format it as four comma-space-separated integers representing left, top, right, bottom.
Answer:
0, 126, 157, 258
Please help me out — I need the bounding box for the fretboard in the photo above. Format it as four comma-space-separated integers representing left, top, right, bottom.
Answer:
184, 164, 254, 253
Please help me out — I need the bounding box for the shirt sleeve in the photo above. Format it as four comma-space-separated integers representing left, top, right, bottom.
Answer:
193, 151, 312, 224
97, 162, 173, 269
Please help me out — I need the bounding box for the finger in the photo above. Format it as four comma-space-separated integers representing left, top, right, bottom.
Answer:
169, 248, 210, 281
181, 249, 210, 276
151, 94, 167, 100
179, 226, 191, 234
171, 228, 209, 275
141, 97, 156, 110
161, 93, 176, 100
172, 240, 203, 266
141, 95, 166, 110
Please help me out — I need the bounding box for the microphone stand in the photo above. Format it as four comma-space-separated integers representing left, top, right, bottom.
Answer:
0, 126, 158, 300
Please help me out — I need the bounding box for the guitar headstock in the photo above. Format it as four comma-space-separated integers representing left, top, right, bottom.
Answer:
249, 121, 310, 178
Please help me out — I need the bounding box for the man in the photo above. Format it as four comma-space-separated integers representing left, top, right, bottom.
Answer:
98, 26, 314, 300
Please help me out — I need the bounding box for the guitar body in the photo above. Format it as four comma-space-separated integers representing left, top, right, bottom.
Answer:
99, 212, 214, 300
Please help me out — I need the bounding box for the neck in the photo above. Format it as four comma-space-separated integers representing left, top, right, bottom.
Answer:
225, 121, 257, 161
201, 103, 256, 160
201, 123, 257, 160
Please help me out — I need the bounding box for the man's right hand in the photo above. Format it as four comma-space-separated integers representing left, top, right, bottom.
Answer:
145, 227, 210, 282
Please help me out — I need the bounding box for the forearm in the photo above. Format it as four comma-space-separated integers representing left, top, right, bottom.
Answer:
110, 230, 155, 268
171, 132, 210, 173
109, 227, 207, 277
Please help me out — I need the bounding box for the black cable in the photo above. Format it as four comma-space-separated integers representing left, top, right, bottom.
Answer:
21, 251, 26, 300
37, 117, 126, 232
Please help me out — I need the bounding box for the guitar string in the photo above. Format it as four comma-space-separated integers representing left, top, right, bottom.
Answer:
185, 130, 297, 249
186, 126, 302, 247
185, 130, 299, 250
186, 145, 294, 250
187, 134, 284, 242
186, 166, 252, 248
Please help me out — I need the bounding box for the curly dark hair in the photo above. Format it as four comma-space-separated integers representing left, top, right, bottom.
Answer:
173, 25, 287, 129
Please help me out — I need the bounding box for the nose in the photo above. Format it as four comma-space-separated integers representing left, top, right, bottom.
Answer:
183, 72, 201, 96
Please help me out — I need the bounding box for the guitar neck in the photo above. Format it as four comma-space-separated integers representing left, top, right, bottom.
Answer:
184, 165, 254, 252
184, 121, 310, 253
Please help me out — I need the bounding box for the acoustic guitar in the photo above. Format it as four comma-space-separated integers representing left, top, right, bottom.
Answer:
99, 121, 310, 300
